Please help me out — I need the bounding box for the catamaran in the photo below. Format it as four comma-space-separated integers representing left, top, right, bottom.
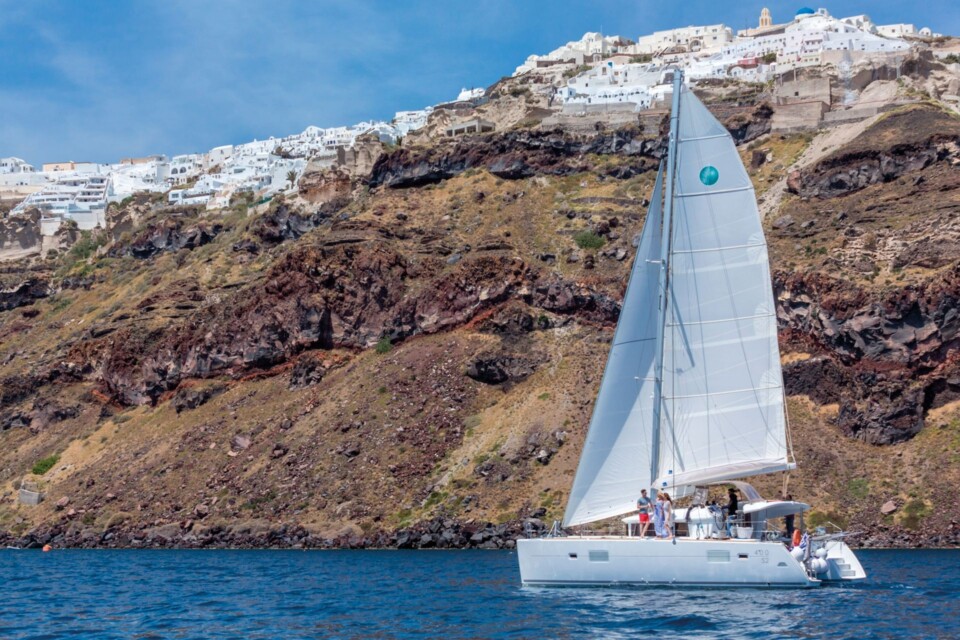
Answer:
517, 71, 866, 588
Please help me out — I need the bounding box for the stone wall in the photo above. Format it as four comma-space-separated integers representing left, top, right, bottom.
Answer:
776, 77, 831, 106
771, 101, 828, 132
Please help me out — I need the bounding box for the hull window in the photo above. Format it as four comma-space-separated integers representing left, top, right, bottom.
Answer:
588, 551, 610, 562
707, 551, 730, 563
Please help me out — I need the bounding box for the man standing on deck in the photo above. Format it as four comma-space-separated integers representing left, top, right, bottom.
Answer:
636, 489, 653, 539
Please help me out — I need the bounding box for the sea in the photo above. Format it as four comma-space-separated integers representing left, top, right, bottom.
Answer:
0, 549, 957, 639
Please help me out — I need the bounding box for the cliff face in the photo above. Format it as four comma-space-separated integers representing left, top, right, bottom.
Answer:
2, 101, 960, 550
367, 127, 662, 188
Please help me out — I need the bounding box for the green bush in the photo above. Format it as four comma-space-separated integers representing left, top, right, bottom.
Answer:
574, 230, 605, 250
563, 64, 591, 79
375, 337, 393, 354
32, 454, 60, 475
901, 499, 931, 529
847, 478, 869, 499
66, 231, 104, 262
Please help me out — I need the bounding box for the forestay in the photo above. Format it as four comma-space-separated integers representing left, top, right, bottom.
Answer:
563, 166, 664, 527
655, 85, 792, 491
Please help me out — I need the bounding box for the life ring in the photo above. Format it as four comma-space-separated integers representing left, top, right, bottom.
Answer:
791, 529, 802, 548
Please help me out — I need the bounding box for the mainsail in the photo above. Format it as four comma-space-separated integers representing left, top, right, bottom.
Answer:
563, 166, 664, 527
563, 76, 792, 527
655, 85, 791, 491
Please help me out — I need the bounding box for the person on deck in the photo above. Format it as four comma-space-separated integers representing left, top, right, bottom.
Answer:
725, 488, 739, 537
653, 494, 666, 538
636, 489, 653, 539
662, 492, 674, 540
783, 493, 796, 539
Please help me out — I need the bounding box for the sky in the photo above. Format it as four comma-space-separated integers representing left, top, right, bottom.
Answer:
1, 0, 956, 165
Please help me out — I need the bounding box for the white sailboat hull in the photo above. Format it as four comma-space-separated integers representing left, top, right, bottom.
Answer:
518, 537, 863, 588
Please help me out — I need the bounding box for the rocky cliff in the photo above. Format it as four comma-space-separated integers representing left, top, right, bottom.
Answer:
2, 95, 960, 550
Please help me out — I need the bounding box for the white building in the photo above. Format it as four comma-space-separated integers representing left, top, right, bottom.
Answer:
723, 8, 910, 63
205, 145, 234, 171
514, 32, 625, 75
876, 23, 916, 38
0, 157, 46, 190
11, 173, 109, 231
0, 157, 35, 174
167, 154, 204, 185
558, 61, 662, 108
839, 15, 876, 33
109, 160, 169, 196
394, 108, 433, 136
631, 24, 734, 55
456, 88, 485, 102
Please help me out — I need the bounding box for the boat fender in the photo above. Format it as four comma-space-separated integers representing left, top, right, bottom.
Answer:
811, 558, 828, 574
790, 546, 804, 561
815, 548, 828, 559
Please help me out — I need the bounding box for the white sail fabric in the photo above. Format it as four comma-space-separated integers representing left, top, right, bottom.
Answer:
563, 166, 664, 527
655, 86, 790, 491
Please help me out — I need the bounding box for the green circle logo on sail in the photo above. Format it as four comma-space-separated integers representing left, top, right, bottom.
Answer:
699, 165, 719, 186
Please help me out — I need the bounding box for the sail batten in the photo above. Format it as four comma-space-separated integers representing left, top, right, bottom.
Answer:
676, 185, 755, 198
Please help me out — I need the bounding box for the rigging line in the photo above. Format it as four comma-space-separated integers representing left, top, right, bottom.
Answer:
614, 337, 656, 347
664, 385, 783, 400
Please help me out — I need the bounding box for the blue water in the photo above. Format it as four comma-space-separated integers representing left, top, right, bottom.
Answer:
0, 550, 957, 639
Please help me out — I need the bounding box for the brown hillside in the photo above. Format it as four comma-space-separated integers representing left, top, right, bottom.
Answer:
2, 102, 960, 550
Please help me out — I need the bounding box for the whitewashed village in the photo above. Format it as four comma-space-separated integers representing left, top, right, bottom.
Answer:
2, 5, 958, 255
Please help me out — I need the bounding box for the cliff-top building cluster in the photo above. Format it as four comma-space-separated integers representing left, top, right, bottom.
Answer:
1, 101, 444, 234
521, 6, 942, 112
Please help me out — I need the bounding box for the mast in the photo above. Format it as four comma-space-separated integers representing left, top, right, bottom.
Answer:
649, 70, 683, 491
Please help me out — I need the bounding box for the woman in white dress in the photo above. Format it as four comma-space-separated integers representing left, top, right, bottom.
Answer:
662, 492, 674, 540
